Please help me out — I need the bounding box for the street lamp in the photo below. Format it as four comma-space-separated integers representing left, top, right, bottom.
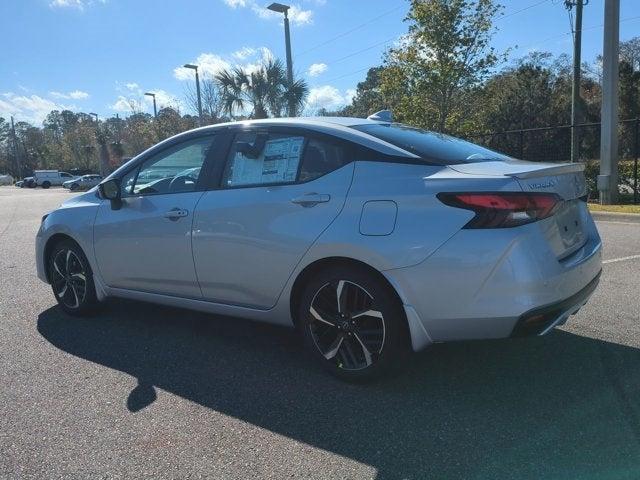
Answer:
183, 63, 203, 125
267, 2, 295, 117
89, 112, 98, 122
144, 92, 157, 117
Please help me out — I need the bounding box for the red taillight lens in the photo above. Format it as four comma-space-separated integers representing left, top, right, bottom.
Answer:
437, 192, 562, 228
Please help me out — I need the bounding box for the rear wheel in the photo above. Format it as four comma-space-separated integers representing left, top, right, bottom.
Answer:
42, 181, 51, 189
48, 240, 98, 315
298, 265, 410, 381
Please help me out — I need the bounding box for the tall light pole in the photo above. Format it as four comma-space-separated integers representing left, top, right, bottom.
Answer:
268, 2, 295, 117
184, 64, 203, 125
598, 0, 620, 204
566, 0, 585, 163
89, 112, 98, 122
144, 92, 157, 117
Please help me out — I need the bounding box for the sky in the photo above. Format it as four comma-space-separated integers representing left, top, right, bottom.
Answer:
1, 0, 639, 126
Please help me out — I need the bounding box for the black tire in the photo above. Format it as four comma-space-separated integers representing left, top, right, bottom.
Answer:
48, 239, 98, 316
69, 183, 79, 191
298, 264, 410, 381
42, 181, 51, 189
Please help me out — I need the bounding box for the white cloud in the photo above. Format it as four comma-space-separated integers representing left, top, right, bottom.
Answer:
110, 88, 182, 114
125, 82, 139, 91
144, 89, 182, 110
221, 0, 313, 26
174, 53, 231, 80
174, 47, 274, 81
50, 90, 89, 100
109, 95, 140, 113
0, 93, 76, 125
288, 5, 314, 25
49, 0, 106, 10
233, 47, 256, 60
345, 88, 357, 104
69, 90, 89, 99
251, 3, 313, 25
307, 63, 327, 77
306, 85, 352, 111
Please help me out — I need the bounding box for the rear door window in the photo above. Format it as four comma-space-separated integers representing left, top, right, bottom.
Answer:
222, 130, 350, 188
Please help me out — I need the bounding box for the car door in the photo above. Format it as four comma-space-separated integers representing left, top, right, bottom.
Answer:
93, 134, 219, 298
192, 127, 355, 309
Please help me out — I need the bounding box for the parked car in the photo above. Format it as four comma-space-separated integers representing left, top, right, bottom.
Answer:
35, 114, 602, 380
33, 170, 75, 188
0, 174, 14, 186
19, 176, 35, 188
63, 174, 103, 191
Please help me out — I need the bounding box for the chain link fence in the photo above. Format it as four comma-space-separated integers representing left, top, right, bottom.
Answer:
463, 118, 640, 204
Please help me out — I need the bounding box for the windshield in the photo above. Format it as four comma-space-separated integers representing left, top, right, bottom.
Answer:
352, 123, 510, 165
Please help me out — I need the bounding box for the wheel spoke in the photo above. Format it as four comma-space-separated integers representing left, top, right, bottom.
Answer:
336, 280, 346, 313
310, 306, 335, 327
352, 309, 383, 320
69, 283, 80, 308
56, 283, 68, 297
65, 249, 73, 274
352, 333, 373, 366
53, 257, 65, 278
323, 334, 344, 360
70, 273, 86, 287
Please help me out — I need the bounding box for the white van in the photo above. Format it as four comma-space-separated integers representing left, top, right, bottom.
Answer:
33, 170, 75, 188
0, 174, 14, 186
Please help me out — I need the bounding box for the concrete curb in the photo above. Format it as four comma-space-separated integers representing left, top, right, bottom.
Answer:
590, 210, 640, 223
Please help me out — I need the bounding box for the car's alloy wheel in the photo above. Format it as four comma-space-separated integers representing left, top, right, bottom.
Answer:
51, 249, 87, 309
299, 265, 409, 380
70, 183, 79, 191
308, 280, 385, 371
48, 240, 98, 315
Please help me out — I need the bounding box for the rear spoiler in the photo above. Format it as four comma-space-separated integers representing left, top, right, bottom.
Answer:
504, 163, 585, 180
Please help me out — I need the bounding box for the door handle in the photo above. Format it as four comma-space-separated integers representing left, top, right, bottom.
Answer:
164, 208, 189, 220
291, 193, 331, 207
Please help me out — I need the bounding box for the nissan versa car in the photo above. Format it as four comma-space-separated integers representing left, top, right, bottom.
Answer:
36, 113, 602, 380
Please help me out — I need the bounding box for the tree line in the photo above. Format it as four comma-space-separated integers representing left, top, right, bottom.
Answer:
1, 0, 639, 179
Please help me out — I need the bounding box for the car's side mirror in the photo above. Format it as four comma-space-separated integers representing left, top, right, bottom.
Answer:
99, 178, 122, 210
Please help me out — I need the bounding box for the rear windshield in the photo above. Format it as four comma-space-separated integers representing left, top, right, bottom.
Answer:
352, 123, 510, 165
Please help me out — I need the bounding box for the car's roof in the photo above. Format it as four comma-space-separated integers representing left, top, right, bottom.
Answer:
183, 116, 418, 159
205, 116, 380, 129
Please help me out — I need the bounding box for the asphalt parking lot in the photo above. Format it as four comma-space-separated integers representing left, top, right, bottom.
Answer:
1, 186, 639, 480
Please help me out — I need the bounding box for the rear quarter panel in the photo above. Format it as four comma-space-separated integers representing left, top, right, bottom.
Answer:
298, 161, 524, 271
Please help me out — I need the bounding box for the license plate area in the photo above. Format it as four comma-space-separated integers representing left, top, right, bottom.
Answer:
555, 200, 585, 255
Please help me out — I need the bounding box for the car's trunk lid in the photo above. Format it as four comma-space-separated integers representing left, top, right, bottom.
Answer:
449, 160, 589, 259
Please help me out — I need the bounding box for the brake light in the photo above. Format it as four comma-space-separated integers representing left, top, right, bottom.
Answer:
437, 192, 562, 228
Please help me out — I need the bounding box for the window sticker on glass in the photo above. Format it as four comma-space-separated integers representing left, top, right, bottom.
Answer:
229, 135, 305, 186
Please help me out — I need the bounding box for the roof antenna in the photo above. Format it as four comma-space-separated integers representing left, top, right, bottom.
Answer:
367, 110, 393, 122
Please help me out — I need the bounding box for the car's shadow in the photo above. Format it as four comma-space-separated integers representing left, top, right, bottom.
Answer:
37, 300, 640, 479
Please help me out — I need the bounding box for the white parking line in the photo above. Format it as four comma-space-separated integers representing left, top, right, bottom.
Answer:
603, 254, 640, 265
596, 221, 640, 226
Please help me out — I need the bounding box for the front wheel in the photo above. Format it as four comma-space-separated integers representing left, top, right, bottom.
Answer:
48, 240, 98, 316
298, 265, 410, 381
69, 183, 79, 191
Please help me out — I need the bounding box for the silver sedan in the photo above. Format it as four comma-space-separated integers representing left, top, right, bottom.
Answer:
35, 115, 602, 380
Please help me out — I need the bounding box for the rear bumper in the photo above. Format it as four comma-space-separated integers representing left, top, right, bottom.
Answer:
383, 209, 602, 350
510, 270, 601, 337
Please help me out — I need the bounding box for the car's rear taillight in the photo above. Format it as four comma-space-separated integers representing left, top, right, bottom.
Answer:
437, 192, 562, 228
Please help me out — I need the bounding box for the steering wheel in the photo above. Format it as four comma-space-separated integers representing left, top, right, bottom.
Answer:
169, 174, 198, 192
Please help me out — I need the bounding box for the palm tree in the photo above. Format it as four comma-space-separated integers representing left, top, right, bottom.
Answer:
215, 58, 308, 119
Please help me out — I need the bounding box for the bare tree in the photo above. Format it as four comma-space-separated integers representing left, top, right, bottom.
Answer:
184, 75, 225, 124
